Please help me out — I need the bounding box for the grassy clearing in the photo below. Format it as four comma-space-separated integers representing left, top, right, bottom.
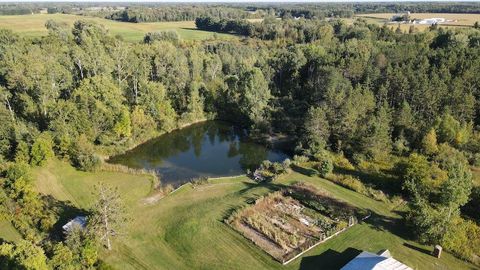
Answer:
0, 14, 235, 42
33, 159, 477, 270
472, 167, 480, 186
33, 159, 153, 208
0, 220, 21, 243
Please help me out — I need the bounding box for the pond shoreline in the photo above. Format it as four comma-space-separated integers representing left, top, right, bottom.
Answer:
107, 120, 289, 186
102, 117, 209, 160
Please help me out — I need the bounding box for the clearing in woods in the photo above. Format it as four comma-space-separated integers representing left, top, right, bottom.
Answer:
23, 159, 478, 270
0, 13, 236, 42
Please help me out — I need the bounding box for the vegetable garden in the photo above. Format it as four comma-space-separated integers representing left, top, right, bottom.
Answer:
226, 183, 362, 263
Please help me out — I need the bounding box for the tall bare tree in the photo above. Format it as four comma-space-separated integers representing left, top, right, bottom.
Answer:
90, 183, 127, 250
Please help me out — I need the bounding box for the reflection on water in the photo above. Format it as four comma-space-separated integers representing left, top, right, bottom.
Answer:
108, 121, 288, 184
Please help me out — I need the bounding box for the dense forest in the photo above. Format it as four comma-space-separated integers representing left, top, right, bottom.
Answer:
1, 6, 480, 269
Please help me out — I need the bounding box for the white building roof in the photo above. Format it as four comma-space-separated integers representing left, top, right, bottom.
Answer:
62, 216, 87, 233
341, 250, 413, 270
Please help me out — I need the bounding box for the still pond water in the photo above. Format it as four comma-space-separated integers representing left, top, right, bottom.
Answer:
108, 121, 288, 185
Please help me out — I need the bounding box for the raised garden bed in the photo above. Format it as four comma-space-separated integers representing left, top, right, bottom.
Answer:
226, 183, 362, 264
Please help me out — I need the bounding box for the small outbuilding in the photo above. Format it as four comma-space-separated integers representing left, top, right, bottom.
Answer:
62, 216, 87, 233
341, 249, 412, 270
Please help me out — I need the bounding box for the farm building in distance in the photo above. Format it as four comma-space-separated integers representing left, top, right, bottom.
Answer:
341, 249, 412, 270
390, 12, 456, 25
414, 18, 447, 25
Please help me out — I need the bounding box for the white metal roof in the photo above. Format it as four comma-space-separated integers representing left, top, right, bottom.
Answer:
341, 251, 413, 270
62, 216, 87, 232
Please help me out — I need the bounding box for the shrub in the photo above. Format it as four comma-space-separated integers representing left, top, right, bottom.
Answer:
292, 155, 309, 165
253, 160, 290, 182
472, 153, 480, 167
313, 150, 329, 162
352, 153, 366, 165
70, 135, 100, 171
333, 155, 355, 170
442, 217, 480, 263
191, 176, 209, 188
144, 31, 180, 44
326, 174, 389, 202
281, 158, 292, 171
160, 184, 174, 195
314, 159, 333, 177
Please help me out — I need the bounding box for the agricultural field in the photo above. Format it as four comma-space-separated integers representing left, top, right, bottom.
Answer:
0, 13, 235, 42
357, 13, 480, 26
29, 159, 477, 270
356, 13, 480, 32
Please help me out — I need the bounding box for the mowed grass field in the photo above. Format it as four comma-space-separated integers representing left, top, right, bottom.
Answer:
0, 220, 21, 243
0, 14, 235, 42
30, 159, 477, 270
472, 167, 480, 186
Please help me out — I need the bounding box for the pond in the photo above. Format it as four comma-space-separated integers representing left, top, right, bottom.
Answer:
108, 121, 289, 185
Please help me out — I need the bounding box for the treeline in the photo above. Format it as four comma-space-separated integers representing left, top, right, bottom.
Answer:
352, 2, 480, 14
0, 3, 41, 15
273, 5, 354, 19
1, 16, 480, 267
108, 6, 262, 23
195, 17, 255, 36
195, 17, 375, 43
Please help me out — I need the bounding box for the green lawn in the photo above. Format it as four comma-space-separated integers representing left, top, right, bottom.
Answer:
33, 160, 478, 270
0, 220, 21, 243
472, 167, 480, 186
34, 159, 154, 208
0, 14, 235, 42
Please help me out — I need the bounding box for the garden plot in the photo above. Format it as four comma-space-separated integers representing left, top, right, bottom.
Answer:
226, 183, 361, 264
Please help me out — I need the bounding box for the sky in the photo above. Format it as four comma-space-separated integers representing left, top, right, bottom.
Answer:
1, 0, 479, 2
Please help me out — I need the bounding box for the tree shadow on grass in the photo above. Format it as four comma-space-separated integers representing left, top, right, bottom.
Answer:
299, 247, 362, 270
235, 180, 288, 196
361, 212, 415, 241
403, 242, 432, 256
43, 195, 88, 241
291, 164, 317, 177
